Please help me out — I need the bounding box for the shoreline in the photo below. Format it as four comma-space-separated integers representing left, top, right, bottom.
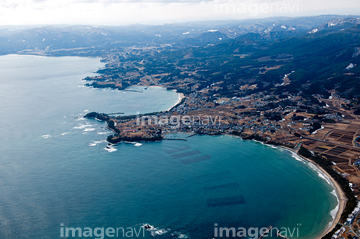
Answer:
128, 86, 184, 113
260, 142, 346, 239
294, 152, 346, 239
93, 82, 346, 238
101, 114, 346, 238
232, 136, 346, 238
167, 91, 185, 112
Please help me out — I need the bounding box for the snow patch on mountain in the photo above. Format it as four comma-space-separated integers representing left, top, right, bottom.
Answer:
309, 28, 319, 34
353, 47, 360, 58
345, 63, 354, 70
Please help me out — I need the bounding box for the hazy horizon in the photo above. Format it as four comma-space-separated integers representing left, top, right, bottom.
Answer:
0, 0, 359, 26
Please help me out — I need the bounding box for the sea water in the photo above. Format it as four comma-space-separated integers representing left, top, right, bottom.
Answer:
0, 55, 338, 239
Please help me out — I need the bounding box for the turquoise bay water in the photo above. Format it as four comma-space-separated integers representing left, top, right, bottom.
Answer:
0, 55, 337, 239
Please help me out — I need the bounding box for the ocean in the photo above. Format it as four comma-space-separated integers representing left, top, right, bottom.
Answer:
0, 55, 338, 239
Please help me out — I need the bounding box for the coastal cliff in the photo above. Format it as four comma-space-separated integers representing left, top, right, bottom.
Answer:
107, 135, 162, 144
84, 112, 110, 121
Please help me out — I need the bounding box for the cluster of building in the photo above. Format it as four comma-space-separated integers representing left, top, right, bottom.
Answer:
112, 90, 337, 144
332, 202, 360, 239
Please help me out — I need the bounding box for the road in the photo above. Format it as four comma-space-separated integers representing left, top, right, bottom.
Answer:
301, 135, 360, 151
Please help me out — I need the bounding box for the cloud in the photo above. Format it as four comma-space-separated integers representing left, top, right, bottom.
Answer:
71, 0, 214, 4
79, 0, 213, 2
0, 0, 19, 8
0, 0, 359, 25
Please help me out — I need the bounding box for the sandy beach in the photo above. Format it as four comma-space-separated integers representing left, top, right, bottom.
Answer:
259, 143, 348, 238
167, 91, 185, 111
146, 86, 185, 112
294, 152, 347, 239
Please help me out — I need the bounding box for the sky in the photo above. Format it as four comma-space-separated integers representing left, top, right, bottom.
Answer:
0, 0, 359, 26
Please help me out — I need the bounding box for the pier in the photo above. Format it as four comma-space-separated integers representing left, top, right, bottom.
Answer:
185, 133, 197, 138
163, 138, 187, 141
163, 134, 188, 141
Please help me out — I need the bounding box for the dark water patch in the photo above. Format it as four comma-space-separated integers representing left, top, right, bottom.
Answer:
171, 150, 201, 159
207, 195, 246, 207
203, 183, 240, 191
181, 155, 211, 164
194, 171, 234, 183
164, 146, 191, 154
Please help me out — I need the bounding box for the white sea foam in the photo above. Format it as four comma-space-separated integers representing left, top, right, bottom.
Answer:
307, 162, 317, 171
41, 134, 51, 139
317, 172, 332, 185
60, 132, 69, 136
177, 234, 188, 238
142, 224, 155, 230
253, 140, 278, 149
290, 152, 306, 164
278, 148, 335, 189
253, 140, 265, 145
299, 156, 341, 225
97, 132, 109, 135
263, 142, 340, 230
76, 117, 86, 121
73, 124, 93, 129
104, 146, 117, 152
329, 190, 340, 221
171, 231, 189, 238
101, 88, 118, 92
151, 229, 170, 237
89, 140, 106, 147
287, 146, 342, 227
84, 128, 96, 132
142, 224, 170, 237
303, 160, 333, 185
134, 143, 142, 147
